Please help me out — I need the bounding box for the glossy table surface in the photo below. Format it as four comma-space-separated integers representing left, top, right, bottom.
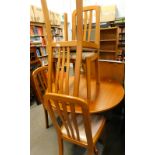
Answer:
61, 75, 124, 114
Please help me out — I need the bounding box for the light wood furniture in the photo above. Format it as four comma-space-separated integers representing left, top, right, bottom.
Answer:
32, 66, 49, 128
41, 0, 100, 102
90, 60, 125, 85
67, 76, 124, 113
99, 27, 119, 60
44, 93, 106, 155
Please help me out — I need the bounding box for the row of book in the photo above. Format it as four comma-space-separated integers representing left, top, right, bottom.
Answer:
53, 36, 63, 42
30, 36, 46, 46
36, 47, 47, 57
30, 26, 43, 36
51, 27, 63, 36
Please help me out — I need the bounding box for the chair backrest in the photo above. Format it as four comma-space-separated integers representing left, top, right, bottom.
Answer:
44, 93, 93, 146
72, 6, 100, 47
32, 66, 48, 103
54, 47, 70, 95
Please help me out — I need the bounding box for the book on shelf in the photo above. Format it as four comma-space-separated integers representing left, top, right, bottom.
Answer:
37, 27, 43, 35
31, 36, 42, 44
41, 38, 46, 45
40, 47, 47, 56
40, 47, 44, 56
33, 26, 38, 35
30, 26, 34, 35
36, 48, 41, 57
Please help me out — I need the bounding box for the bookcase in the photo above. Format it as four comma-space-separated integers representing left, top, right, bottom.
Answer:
51, 25, 63, 42
30, 5, 63, 66
117, 22, 125, 61
30, 22, 48, 66
30, 22, 63, 66
99, 27, 119, 60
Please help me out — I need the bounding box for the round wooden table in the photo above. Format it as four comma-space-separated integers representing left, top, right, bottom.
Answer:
68, 76, 125, 114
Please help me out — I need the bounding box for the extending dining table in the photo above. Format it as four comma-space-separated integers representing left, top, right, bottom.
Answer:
47, 75, 124, 114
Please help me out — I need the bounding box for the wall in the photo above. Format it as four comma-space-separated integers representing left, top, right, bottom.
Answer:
30, 0, 125, 21
30, 0, 125, 40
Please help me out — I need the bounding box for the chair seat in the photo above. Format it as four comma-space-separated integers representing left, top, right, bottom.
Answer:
53, 51, 96, 60
61, 114, 106, 142
52, 40, 98, 49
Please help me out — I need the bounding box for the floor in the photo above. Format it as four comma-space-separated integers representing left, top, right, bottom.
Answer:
30, 101, 125, 155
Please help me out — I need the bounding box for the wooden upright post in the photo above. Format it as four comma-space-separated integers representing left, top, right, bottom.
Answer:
73, 0, 83, 97
64, 13, 68, 41
41, 0, 53, 92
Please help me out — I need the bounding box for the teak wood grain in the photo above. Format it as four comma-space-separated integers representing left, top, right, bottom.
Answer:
41, 0, 101, 101
44, 92, 106, 155
32, 66, 49, 128
67, 76, 124, 113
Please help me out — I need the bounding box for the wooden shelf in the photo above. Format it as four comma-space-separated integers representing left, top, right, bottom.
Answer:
119, 32, 125, 35
30, 59, 40, 65
30, 35, 45, 37
30, 21, 44, 26
51, 25, 62, 28
53, 34, 63, 37
30, 45, 46, 47
99, 59, 125, 64
100, 49, 116, 53
100, 27, 117, 30
100, 39, 116, 42
38, 55, 48, 58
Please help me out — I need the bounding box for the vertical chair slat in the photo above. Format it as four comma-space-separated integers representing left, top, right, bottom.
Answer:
54, 101, 71, 137
64, 13, 68, 41
33, 75, 43, 103
95, 7, 100, 45
55, 48, 61, 93
88, 10, 92, 42
61, 102, 75, 139
65, 47, 70, 95
60, 47, 65, 93
72, 12, 76, 40
83, 11, 88, 41
41, 71, 47, 89
70, 104, 80, 141
38, 73, 46, 90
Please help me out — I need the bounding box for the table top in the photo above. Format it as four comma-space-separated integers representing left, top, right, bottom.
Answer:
67, 75, 124, 114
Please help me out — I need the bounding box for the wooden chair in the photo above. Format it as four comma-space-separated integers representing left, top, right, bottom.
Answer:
32, 66, 49, 128
44, 93, 106, 155
41, 0, 100, 101
71, 5, 100, 101
71, 5, 100, 63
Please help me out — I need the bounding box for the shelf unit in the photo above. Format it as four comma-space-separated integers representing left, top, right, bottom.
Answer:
51, 25, 63, 42
30, 22, 48, 66
117, 22, 125, 61
30, 22, 64, 66
99, 27, 119, 60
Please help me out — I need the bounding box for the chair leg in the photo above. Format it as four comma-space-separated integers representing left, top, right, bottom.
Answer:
94, 146, 98, 155
58, 136, 63, 155
86, 58, 91, 102
44, 109, 49, 128
87, 148, 94, 155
